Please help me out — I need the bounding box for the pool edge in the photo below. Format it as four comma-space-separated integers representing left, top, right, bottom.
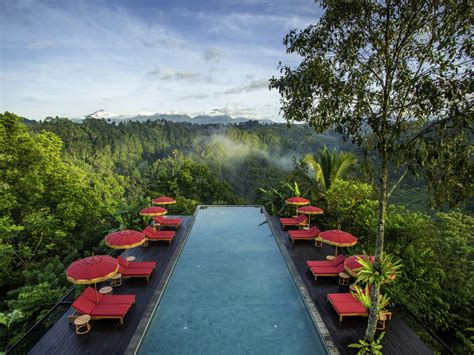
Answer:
125, 209, 200, 355
262, 207, 339, 355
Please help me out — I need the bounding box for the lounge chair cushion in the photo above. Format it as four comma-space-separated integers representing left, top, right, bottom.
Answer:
306, 254, 345, 268
288, 226, 321, 238
330, 300, 367, 316
90, 304, 132, 317
72, 295, 96, 315
117, 256, 156, 269
120, 266, 154, 277
154, 216, 182, 225
81, 287, 135, 305
327, 293, 358, 303
280, 214, 307, 225
310, 263, 345, 275
143, 227, 175, 240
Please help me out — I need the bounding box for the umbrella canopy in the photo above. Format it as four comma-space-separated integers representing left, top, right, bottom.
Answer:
140, 206, 167, 216
319, 230, 358, 256
286, 197, 310, 206
105, 230, 146, 249
152, 196, 176, 205
66, 255, 119, 284
296, 205, 324, 227
344, 255, 375, 277
296, 205, 324, 215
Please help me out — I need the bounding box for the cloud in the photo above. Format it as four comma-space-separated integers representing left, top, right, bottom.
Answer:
203, 48, 220, 63
160, 70, 210, 83
222, 79, 269, 95
147, 68, 160, 76
180, 93, 210, 100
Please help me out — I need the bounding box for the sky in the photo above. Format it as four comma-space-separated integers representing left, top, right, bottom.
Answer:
0, 0, 322, 121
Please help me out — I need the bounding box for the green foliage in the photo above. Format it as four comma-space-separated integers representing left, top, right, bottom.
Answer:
349, 332, 384, 355
354, 254, 402, 287
0, 310, 23, 330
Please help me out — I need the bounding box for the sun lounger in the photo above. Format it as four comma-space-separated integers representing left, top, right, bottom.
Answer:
279, 214, 308, 228
308, 262, 345, 281
306, 254, 345, 268
82, 287, 135, 305
288, 225, 321, 243
327, 292, 368, 321
117, 256, 156, 269
143, 226, 175, 244
154, 215, 182, 229
72, 291, 134, 324
117, 256, 155, 281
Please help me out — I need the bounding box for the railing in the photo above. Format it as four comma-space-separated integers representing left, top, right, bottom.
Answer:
7, 248, 122, 354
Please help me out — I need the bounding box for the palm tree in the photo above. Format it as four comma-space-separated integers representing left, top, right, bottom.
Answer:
291, 146, 357, 199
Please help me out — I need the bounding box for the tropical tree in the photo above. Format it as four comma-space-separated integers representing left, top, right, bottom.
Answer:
270, 0, 472, 341
0, 310, 23, 352
291, 145, 357, 199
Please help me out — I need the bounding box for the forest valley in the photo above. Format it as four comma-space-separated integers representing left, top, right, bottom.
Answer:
0, 112, 472, 353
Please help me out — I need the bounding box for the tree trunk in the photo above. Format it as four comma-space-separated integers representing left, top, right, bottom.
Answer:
364, 155, 388, 341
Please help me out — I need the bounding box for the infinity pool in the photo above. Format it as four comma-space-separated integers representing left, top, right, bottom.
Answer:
137, 206, 327, 354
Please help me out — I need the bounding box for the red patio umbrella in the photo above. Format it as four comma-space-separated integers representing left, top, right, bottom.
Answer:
296, 205, 324, 226
344, 255, 375, 277
139, 206, 167, 217
66, 255, 119, 302
318, 230, 358, 256
286, 197, 310, 216
105, 230, 146, 249
152, 196, 176, 205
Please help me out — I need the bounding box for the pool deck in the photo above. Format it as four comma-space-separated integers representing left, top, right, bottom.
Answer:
28, 216, 194, 355
267, 215, 433, 355
26, 209, 432, 355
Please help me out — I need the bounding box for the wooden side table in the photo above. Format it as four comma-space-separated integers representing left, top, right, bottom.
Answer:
326, 255, 336, 261
126, 256, 136, 262
99, 286, 113, 295
110, 274, 122, 287
377, 313, 387, 330
142, 238, 149, 247
74, 315, 91, 335
338, 272, 350, 286
315, 237, 323, 248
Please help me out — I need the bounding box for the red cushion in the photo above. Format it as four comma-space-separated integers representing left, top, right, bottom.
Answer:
72, 295, 96, 314
331, 301, 367, 315
121, 267, 154, 277
147, 231, 175, 240
142, 226, 156, 238
155, 216, 182, 225
289, 226, 320, 238
81, 287, 103, 304
101, 294, 135, 305
310, 263, 345, 275
129, 261, 157, 269
333, 254, 346, 266
117, 256, 128, 267
306, 260, 333, 267
90, 304, 131, 317
327, 293, 358, 303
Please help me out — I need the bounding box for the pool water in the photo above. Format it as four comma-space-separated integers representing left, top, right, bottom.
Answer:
137, 206, 327, 354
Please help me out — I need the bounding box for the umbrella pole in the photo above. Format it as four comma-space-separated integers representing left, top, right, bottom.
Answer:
94, 283, 98, 304
335, 246, 338, 256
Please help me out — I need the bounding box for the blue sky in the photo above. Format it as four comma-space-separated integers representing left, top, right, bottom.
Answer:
0, 0, 321, 121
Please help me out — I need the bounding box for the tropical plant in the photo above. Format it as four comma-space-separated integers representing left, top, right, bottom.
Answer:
351, 285, 391, 314
270, 0, 472, 341
0, 310, 23, 352
258, 181, 302, 215
354, 254, 402, 287
291, 146, 357, 198
349, 332, 385, 355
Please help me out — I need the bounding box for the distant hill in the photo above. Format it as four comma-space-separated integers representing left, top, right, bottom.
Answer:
78, 110, 275, 125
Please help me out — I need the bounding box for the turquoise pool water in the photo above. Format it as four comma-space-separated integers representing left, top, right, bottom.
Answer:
137, 206, 327, 354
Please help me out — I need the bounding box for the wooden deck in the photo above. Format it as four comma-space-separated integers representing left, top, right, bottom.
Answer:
28, 216, 194, 355
267, 215, 433, 355
27, 211, 432, 355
